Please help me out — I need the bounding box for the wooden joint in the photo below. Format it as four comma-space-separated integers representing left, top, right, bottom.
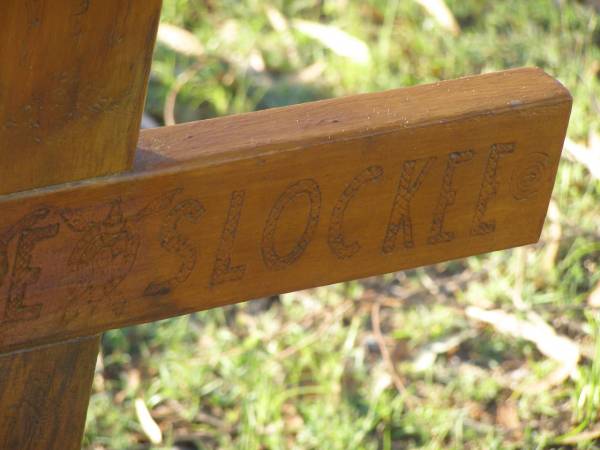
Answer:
0, 68, 571, 353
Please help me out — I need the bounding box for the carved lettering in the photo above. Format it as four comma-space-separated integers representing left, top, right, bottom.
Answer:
0, 208, 59, 322
210, 191, 246, 286
471, 143, 515, 235
144, 199, 204, 297
262, 179, 321, 270
428, 150, 474, 244
328, 166, 384, 259
382, 158, 435, 253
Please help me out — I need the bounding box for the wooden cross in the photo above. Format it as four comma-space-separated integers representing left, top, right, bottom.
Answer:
0, 1, 571, 448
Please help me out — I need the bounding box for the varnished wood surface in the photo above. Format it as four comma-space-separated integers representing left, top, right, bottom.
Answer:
0, 0, 163, 448
0, 336, 100, 449
0, 68, 571, 353
0, 0, 162, 194
135, 68, 567, 170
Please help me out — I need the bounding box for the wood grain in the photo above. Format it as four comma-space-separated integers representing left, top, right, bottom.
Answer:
0, 0, 162, 194
0, 68, 571, 354
0, 0, 162, 448
0, 336, 100, 449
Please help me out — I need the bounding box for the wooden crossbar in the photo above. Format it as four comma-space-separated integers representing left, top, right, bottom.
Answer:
0, 69, 571, 354
0, 0, 571, 448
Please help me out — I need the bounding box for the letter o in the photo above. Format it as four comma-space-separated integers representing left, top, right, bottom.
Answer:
261, 179, 321, 270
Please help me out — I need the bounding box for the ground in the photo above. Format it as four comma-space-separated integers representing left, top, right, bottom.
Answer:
84, 1, 600, 448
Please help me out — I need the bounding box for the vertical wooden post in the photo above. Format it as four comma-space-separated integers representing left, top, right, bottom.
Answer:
0, 0, 162, 448
0, 337, 101, 448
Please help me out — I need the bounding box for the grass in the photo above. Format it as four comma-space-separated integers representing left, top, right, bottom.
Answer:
84, 1, 600, 448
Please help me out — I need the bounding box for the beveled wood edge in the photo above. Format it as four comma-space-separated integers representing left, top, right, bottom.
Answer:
0, 68, 571, 205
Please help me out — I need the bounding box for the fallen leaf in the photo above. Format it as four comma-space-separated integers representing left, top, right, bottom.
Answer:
413, 330, 476, 371
564, 135, 600, 180
496, 399, 520, 430
466, 307, 580, 390
266, 6, 289, 32
135, 398, 163, 444
287, 61, 327, 84
292, 20, 370, 64
415, 0, 461, 36
157, 23, 204, 58
588, 282, 600, 308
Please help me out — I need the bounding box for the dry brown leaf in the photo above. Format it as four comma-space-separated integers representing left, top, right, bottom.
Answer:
466, 307, 580, 390
496, 399, 520, 430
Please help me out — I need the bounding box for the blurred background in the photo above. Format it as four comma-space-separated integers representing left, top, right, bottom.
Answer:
84, 1, 600, 448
